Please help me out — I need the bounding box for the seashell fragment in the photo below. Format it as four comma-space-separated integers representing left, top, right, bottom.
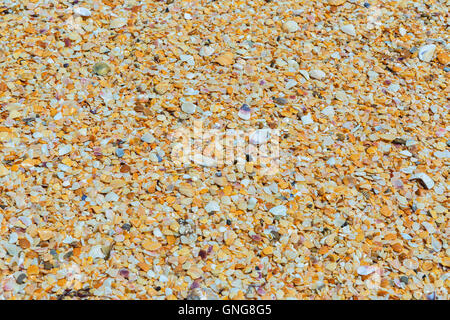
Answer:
341, 24, 356, 36
190, 154, 217, 167
181, 102, 197, 114
249, 129, 271, 145
73, 7, 91, 17
357, 265, 377, 276
199, 46, 214, 57
269, 205, 287, 217
205, 201, 220, 213
309, 69, 326, 80
418, 44, 436, 62
282, 21, 299, 33
110, 18, 127, 29
238, 104, 251, 120
409, 172, 434, 189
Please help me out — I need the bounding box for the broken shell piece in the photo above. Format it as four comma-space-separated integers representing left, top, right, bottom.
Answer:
199, 46, 214, 57
154, 82, 170, 95
282, 21, 299, 33
309, 69, 326, 80
58, 144, 72, 156
110, 18, 127, 29
73, 7, 91, 17
273, 97, 288, 105
190, 154, 217, 167
249, 129, 271, 145
141, 132, 155, 143
187, 287, 208, 300
0, 164, 9, 176
357, 265, 377, 276
426, 291, 436, 300
299, 69, 310, 80
89, 245, 105, 260
409, 173, 434, 189
418, 44, 436, 62
341, 24, 356, 36
238, 104, 251, 120
186, 286, 218, 300
328, 0, 346, 5
301, 114, 314, 125
269, 205, 287, 217
205, 201, 220, 213
215, 52, 233, 66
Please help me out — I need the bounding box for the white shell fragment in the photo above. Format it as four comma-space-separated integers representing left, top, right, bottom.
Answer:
357, 265, 377, 276
309, 69, 326, 80
58, 145, 72, 156
89, 245, 105, 260
341, 24, 356, 36
269, 205, 287, 217
181, 102, 197, 114
238, 104, 251, 120
418, 44, 436, 62
249, 129, 271, 145
74, 7, 92, 17
301, 114, 314, 125
410, 173, 435, 189
205, 201, 220, 213
199, 46, 215, 57
282, 21, 299, 33
190, 154, 217, 167
299, 70, 310, 80
141, 132, 155, 143
110, 18, 127, 29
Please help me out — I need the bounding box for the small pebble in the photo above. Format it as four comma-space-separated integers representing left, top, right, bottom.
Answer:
16, 273, 27, 285
273, 97, 288, 105
115, 148, 124, 158
181, 102, 197, 114
93, 62, 111, 76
